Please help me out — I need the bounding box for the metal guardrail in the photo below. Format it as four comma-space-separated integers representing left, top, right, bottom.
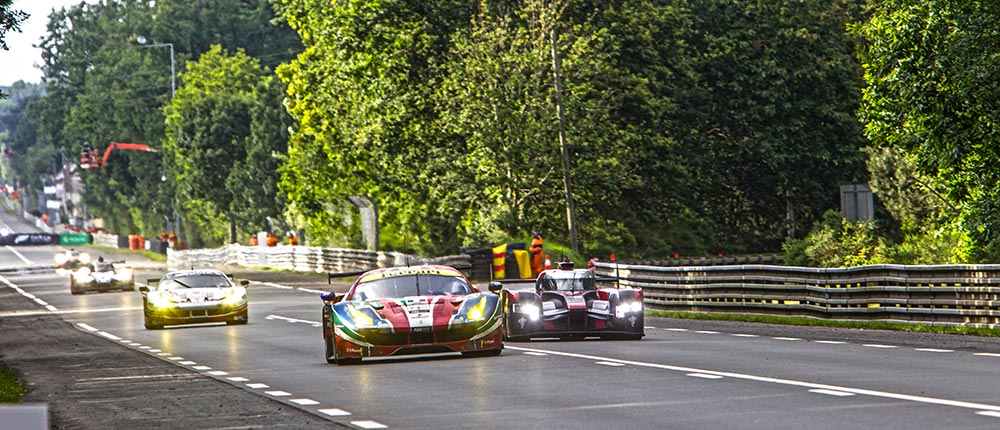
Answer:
592, 261, 1000, 328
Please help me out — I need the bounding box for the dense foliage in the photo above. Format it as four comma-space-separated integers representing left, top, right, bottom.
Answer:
16, 0, 996, 264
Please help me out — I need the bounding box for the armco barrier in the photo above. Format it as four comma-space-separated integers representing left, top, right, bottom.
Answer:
165, 244, 474, 279
592, 261, 1000, 329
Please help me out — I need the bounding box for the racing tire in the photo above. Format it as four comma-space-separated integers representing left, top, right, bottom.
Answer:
227, 310, 249, 325
144, 314, 164, 330
70, 286, 82, 295
462, 348, 503, 358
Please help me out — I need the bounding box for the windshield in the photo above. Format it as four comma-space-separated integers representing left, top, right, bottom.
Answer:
353, 274, 473, 301
158, 274, 232, 291
92, 262, 115, 272
537, 272, 597, 292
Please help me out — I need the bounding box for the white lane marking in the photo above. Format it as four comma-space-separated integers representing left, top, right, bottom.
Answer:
119, 339, 131, 343
265, 391, 291, 397
227, 377, 250, 382
731, 334, 759, 338
266, 314, 322, 327
863, 344, 897, 349
646, 326, 657, 329
815, 340, 846, 344
78, 323, 98, 332
247, 383, 270, 389
810, 389, 856, 397
977, 411, 1000, 418
352, 421, 388, 429
258, 282, 293, 290
915, 348, 953, 353
694, 331, 719, 334
98, 331, 121, 341
22, 292, 35, 299
505, 346, 1000, 413
192, 366, 212, 370
127, 342, 141, 347
290, 398, 320, 406
157, 353, 171, 357
974, 353, 1000, 358
773, 337, 802, 341
149, 349, 162, 353
179, 361, 196, 365
44, 304, 58, 311
688, 373, 724, 380
522, 352, 547, 356
665, 328, 689, 332
596, 361, 626, 367
298, 287, 327, 295
168, 357, 184, 361
207, 371, 229, 376
319, 409, 352, 417
5, 246, 33, 264
139, 346, 151, 350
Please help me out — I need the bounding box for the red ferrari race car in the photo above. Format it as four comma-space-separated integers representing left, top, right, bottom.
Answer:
493, 260, 644, 341
321, 265, 504, 364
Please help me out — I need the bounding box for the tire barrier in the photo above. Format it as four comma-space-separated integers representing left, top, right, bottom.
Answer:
591, 262, 1000, 328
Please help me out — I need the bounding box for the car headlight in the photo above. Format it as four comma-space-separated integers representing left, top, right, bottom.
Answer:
54, 254, 68, 265
222, 287, 246, 305
147, 291, 176, 308
75, 267, 92, 277
466, 296, 488, 321
347, 303, 375, 328
616, 301, 643, 318
520, 304, 540, 321
79, 253, 91, 264
116, 268, 133, 279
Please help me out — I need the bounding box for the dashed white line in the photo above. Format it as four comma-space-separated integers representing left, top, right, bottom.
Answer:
351, 421, 388, 429
168, 357, 184, 361
773, 337, 802, 341
863, 344, 897, 349
192, 365, 212, 370
98, 331, 121, 341
179, 361, 196, 365
915, 348, 953, 353
977, 411, 1000, 418
505, 345, 1000, 414
298, 287, 327, 295
265, 391, 291, 397
731, 334, 759, 338
975, 353, 1000, 358
77, 323, 98, 332
227, 377, 250, 382
810, 389, 855, 397
694, 330, 719, 334
247, 383, 270, 389
207, 371, 229, 376
157, 353, 171, 357
665, 328, 689, 332
290, 398, 320, 406
815, 340, 846, 344
319, 408, 352, 417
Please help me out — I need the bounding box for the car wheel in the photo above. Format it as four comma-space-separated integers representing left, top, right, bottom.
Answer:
227, 311, 249, 325
462, 348, 503, 358
144, 313, 164, 330
324, 336, 337, 364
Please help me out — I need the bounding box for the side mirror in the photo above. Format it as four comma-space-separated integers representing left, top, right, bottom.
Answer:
320, 292, 344, 305
239, 279, 249, 286
138, 285, 150, 295
488, 281, 503, 293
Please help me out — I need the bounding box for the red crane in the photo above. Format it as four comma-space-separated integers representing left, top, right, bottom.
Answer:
80, 142, 157, 169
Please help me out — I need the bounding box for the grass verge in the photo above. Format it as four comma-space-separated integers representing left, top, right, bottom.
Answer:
648, 310, 1000, 337
0, 367, 28, 403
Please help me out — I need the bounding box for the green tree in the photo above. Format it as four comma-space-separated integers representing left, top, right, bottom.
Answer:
164, 45, 288, 246
853, 0, 1000, 261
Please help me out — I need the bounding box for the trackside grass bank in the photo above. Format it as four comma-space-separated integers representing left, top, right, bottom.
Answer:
0, 367, 27, 403
649, 311, 1000, 337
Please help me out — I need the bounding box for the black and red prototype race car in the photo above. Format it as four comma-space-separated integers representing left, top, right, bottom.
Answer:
494, 261, 644, 341
321, 265, 505, 364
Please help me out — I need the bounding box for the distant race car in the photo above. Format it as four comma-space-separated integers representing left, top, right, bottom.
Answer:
138, 269, 249, 330
494, 260, 644, 341
69, 259, 134, 294
54, 249, 90, 271
321, 265, 504, 364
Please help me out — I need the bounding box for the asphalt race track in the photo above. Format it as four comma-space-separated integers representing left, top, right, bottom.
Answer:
4, 215, 1000, 429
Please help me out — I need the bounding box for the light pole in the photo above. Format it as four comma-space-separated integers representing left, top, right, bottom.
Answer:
138, 35, 180, 247
136, 36, 175, 98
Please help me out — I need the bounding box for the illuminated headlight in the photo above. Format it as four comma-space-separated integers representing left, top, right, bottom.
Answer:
616, 301, 642, 318
147, 291, 176, 308
54, 254, 68, 265
520, 304, 540, 321
79, 253, 91, 264
74, 267, 92, 278
116, 268, 133, 280
466, 296, 488, 321
222, 287, 246, 305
